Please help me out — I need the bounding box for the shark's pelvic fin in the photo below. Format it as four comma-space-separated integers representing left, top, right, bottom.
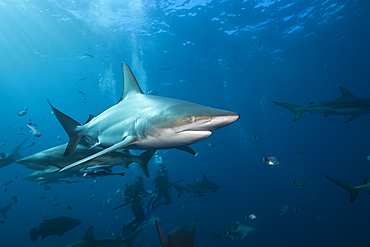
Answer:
176, 145, 196, 155
60, 136, 139, 172
339, 87, 356, 99
47, 99, 81, 156
325, 175, 360, 203
343, 114, 361, 124
118, 63, 144, 103
273, 101, 303, 122
155, 220, 171, 247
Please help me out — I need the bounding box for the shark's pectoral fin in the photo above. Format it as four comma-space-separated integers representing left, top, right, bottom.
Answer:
343, 114, 361, 124
176, 145, 196, 155
59, 136, 139, 172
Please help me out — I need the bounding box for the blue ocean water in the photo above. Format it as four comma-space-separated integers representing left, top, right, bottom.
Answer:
1, 0, 370, 246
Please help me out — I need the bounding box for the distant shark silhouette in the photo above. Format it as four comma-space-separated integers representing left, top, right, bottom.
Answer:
155, 220, 196, 247
0, 202, 12, 219
0, 139, 27, 169
16, 139, 154, 177
66, 225, 143, 247
171, 173, 221, 198
48, 63, 238, 172
325, 175, 370, 203
274, 87, 370, 123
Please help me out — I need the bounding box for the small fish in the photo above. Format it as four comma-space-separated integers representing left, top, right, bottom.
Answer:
279, 205, 288, 215
4, 187, 8, 192
39, 183, 52, 190
295, 150, 305, 155
291, 180, 307, 187
246, 214, 257, 220
293, 204, 298, 217
15, 131, 25, 135
147, 90, 158, 95
159, 66, 172, 71
207, 142, 216, 147
27, 124, 41, 137
76, 77, 87, 81
324, 64, 328, 73
78, 90, 87, 100
40, 194, 47, 200
57, 135, 62, 141
66, 205, 72, 211
315, 216, 322, 221
0, 142, 6, 146
250, 135, 261, 142
366, 156, 370, 161
16, 107, 28, 117
11, 196, 18, 203
27, 142, 36, 147
14, 173, 18, 179
83, 53, 94, 58
257, 36, 263, 46
4, 180, 14, 186
262, 156, 281, 166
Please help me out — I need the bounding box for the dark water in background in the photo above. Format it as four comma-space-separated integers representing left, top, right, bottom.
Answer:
1, 0, 370, 246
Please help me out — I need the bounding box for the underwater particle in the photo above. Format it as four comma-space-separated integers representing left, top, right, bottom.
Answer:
291, 180, 307, 187
4, 180, 14, 186
295, 150, 305, 155
58, 135, 62, 141
315, 216, 322, 221
27, 142, 35, 147
64, 186, 71, 190
90, 194, 97, 200
40, 183, 52, 190
4, 187, 8, 192
262, 156, 281, 166
66, 205, 72, 211
246, 214, 257, 220
0, 142, 6, 146
250, 135, 261, 142
279, 205, 288, 215
366, 156, 370, 161
15, 131, 25, 135
115, 189, 122, 195
293, 204, 298, 217
207, 142, 216, 147
147, 90, 158, 95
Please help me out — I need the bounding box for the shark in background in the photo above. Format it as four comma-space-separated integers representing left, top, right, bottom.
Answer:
47, 63, 239, 172
274, 87, 370, 123
212, 221, 258, 241
16, 139, 155, 177
0, 139, 27, 169
325, 175, 370, 203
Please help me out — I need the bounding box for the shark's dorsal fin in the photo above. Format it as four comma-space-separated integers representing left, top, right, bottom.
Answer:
155, 220, 171, 247
118, 63, 143, 103
339, 87, 356, 99
363, 179, 370, 184
202, 173, 208, 182
82, 226, 95, 241
84, 114, 95, 125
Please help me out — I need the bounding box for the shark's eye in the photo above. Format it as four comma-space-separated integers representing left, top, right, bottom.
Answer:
189, 116, 196, 123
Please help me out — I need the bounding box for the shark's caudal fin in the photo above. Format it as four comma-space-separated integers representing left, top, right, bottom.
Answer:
273, 102, 303, 122
170, 182, 185, 198
12, 138, 27, 160
123, 227, 144, 247
155, 220, 171, 247
47, 99, 82, 157
136, 150, 156, 178
0, 202, 12, 219
325, 175, 360, 203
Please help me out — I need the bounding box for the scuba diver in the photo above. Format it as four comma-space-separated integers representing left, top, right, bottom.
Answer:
120, 176, 147, 238
145, 164, 173, 220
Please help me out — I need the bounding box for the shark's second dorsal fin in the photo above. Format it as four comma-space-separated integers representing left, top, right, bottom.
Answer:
339, 87, 356, 99
118, 63, 143, 103
82, 226, 95, 241
202, 173, 208, 182
84, 114, 95, 125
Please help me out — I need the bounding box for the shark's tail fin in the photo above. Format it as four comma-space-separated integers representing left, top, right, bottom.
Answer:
47, 99, 81, 156
123, 226, 144, 247
170, 182, 184, 198
29, 227, 40, 243
12, 139, 27, 160
136, 150, 156, 178
325, 175, 360, 203
273, 102, 303, 122
0, 202, 12, 219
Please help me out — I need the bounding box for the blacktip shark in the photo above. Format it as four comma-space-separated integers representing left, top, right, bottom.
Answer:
325, 175, 370, 203
16, 139, 155, 177
48, 63, 239, 172
274, 87, 370, 123
155, 220, 196, 247
170, 173, 221, 198
66, 225, 143, 247
0, 139, 27, 169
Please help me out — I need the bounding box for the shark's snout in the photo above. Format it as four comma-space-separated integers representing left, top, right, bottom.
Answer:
208, 112, 239, 130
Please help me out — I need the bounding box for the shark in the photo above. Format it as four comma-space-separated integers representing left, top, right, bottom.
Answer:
170, 173, 221, 198
48, 63, 239, 172
325, 175, 370, 203
16, 139, 155, 177
212, 221, 258, 241
0, 202, 12, 219
0, 139, 27, 169
66, 225, 143, 247
155, 220, 196, 247
273, 87, 370, 123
